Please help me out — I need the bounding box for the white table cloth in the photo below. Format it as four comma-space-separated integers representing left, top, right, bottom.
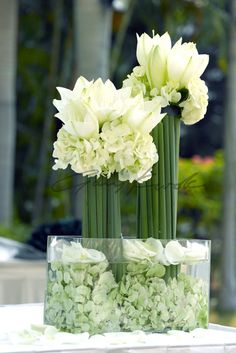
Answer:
0, 303, 236, 353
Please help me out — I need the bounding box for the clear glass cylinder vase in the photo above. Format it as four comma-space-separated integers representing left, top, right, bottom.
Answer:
44, 236, 210, 335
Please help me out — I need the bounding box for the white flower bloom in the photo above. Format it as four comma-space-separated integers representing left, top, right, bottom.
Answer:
62, 242, 106, 263
123, 239, 157, 262
147, 33, 172, 90
101, 119, 158, 183
52, 128, 109, 177
184, 242, 209, 262
160, 82, 181, 104
126, 32, 209, 126
145, 238, 164, 261
164, 240, 185, 265
180, 78, 208, 125
164, 240, 209, 265
136, 32, 159, 67
123, 67, 148, 97
87, 78, 127, 126
136, 32, 172, 90
53, 87, 99, 139
53, 77, 162, 181
123, 94, 166, 134
167, 40, 209, 88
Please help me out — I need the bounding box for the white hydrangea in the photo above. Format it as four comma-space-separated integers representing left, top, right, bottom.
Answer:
52, 77, 163, 182
179, 78, 208, 125
52, 128, 110, 177
101, 119, 158, 183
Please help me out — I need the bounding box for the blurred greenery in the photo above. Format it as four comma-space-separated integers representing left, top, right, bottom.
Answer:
0, 221, 31, 243
210, 311, 236, 327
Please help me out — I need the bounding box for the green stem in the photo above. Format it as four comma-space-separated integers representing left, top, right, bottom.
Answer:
147, 179, 153, 237
136, 114, 181, 280
151, 127, 159, 238
82, 174, 121, 239
158, 121, 166, 239
82, 174, 122, 281
163, 117, 172, 239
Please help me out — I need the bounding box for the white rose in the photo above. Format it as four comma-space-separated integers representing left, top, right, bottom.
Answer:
145, 238, 164, 261
184, 241, 209, 262
164, 240, 209, 265
167, 39, 209, 88
180, 78, 208, 125
164, 241, 185, 265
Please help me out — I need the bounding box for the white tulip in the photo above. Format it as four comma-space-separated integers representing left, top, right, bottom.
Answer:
147, 33, 172, 89
53, 86, 99, 139
87, 79, 125, 126
136, 32, 172, 90
124, 95, 166, 134
167, 40, 209, 88
136, 32, 157, 67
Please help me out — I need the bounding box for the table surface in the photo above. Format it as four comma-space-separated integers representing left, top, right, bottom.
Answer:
0, 303, 236, 353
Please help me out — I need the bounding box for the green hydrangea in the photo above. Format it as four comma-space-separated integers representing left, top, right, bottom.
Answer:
44, 260, 121, 334
44, 259, 208, 334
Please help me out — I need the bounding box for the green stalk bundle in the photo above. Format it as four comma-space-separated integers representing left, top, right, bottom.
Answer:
137, 115, 180, 277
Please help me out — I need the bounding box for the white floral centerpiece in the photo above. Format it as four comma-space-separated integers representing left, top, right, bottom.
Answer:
124, 32, 209, 240
44, 32, 210, 335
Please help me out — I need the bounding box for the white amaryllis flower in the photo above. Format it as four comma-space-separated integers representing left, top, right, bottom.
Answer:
180, 78, 208, 125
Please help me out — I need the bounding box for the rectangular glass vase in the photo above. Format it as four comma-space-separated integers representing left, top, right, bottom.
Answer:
44, 236, 210, 335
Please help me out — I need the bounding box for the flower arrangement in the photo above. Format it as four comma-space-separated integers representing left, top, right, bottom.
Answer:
123, 32, 209, 240
45, 32, 210, 334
